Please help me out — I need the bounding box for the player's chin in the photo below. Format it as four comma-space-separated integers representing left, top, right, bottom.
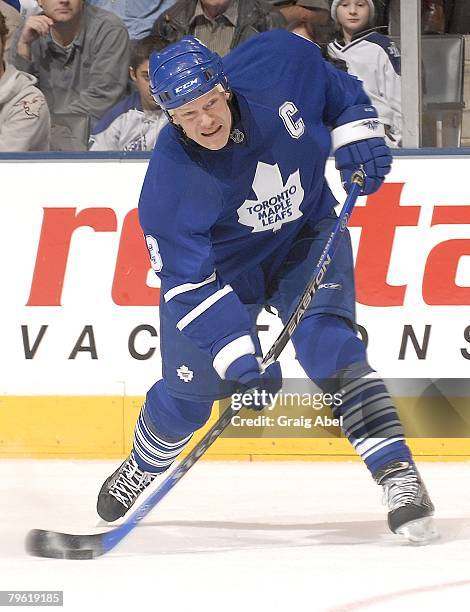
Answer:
198, 126, 230, 150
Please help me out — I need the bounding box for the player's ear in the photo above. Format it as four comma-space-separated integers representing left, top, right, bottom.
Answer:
129, 67, 136, 83
169, 110, 180, 127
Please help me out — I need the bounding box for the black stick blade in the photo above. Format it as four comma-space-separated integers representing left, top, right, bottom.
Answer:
25, 529, 105, 560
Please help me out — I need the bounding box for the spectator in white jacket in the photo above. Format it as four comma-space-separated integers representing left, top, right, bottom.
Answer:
89, 35, 167, 151
327, 0, 402, 147
0, 1, 21, 52
0, 9, 50, 150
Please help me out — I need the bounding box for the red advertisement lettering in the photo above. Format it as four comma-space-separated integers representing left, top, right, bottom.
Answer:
423, 205, 470, 305
349, 183, 421, 306
27, 208, 117, 306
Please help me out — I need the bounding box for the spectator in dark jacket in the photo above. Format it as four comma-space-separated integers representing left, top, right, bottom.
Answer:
270, 0, 330, 29
152, 0, 286, 56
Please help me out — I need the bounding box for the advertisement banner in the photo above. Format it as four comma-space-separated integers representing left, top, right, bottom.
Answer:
2, 156, 470, 398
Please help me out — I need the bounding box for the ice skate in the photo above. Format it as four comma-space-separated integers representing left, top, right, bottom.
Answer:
97, 452, 158, 522
375, 461, 439, 545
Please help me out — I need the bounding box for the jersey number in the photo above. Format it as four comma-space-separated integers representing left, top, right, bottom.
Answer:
145, 235, 163, 273
279, 101, 305, 139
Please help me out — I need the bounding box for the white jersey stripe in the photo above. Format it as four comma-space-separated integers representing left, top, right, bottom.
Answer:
164, 272, 217, 302
176, 285, 233, 331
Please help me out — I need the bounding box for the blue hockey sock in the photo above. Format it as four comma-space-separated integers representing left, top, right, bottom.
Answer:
332, 367, 413, 476
133, 380, 213, 473
133, 405, 193, 473
293, 315, 413, 477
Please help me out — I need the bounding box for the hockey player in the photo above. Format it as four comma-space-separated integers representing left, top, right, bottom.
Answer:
97, 30, 437, 543
327, 0, 402, 147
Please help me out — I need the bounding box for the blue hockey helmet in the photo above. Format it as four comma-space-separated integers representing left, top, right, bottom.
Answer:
149, 36, 228, 111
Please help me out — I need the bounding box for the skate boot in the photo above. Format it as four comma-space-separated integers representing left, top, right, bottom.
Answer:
375, 461, 439, 545
97, 452, 158, 522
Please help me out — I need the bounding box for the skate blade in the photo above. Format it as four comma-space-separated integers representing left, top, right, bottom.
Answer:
396, 516, 440, 545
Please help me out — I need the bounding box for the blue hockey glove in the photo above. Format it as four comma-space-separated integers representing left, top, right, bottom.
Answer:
332, 105, 392, 195
226, 354, 282, 411
335, 138, 391, 194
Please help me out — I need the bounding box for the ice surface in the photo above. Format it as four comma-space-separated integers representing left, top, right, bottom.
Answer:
1, 460, 469, 612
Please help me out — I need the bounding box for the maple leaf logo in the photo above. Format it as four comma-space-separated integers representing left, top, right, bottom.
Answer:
176, 365, 194, 383
237, 162, 304, 233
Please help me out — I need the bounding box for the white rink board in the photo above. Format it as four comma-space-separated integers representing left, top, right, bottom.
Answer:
1, 156, 470, 395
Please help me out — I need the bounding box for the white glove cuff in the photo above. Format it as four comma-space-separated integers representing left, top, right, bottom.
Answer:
213, 335, 256, 379
331, 119, 385, 153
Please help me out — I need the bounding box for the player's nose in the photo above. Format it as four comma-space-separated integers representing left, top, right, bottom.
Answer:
199, 113, 214, 129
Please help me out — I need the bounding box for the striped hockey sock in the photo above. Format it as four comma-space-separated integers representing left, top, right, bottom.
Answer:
333, 370, 412, 475
133, 401, 192, 473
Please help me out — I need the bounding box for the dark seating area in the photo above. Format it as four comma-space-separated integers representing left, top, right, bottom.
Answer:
391, 34, 466, 147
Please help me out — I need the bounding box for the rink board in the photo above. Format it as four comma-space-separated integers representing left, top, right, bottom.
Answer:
1, 395, 470, 460
1, 151, 470, 459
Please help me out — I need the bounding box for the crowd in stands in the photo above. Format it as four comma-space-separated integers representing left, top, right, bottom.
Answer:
0, 0, 469, 152
89, 34, 168, 150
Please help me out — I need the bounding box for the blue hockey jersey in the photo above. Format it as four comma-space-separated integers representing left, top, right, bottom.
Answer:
139, 29, 370, 376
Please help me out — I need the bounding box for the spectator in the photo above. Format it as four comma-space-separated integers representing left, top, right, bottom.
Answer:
328, 0, 402, 147
89, 35, 168, 151
0, 9, 50, 150
287, 17, 347, 70
3, 0, 41, 17
287, 17, 324, 41
0, 0, 21, 51
86, 0, 176, 40
270, 0, 330, 29
276, 1, 337, 59
152, 0, 286, 56
9, 0, 130, 127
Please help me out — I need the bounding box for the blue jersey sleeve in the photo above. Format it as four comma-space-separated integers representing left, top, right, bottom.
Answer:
322, 60, 372, 126
139, 132, 256, 378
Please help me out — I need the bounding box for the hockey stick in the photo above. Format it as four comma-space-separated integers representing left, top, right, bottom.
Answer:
262, 169, 364, 367
25, 170, 365, 560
